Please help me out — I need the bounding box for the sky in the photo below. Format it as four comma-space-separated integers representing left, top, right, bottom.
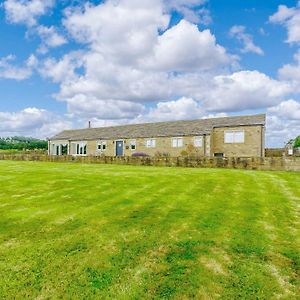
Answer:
0, 0, 300, 147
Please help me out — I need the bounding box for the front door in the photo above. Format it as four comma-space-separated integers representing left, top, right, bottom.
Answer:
116, 141, 124, 156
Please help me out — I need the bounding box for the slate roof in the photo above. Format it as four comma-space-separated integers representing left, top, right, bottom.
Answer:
50, 114, 266, 141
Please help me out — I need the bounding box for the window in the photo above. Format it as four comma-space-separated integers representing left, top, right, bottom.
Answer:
194, 136, 203, 147
146, 139, 156, 148
71, 142, 87, 155
97, 141, 107, 151
130, 140, 136, 150
224, 130, 245, 144
172, 137, 183, 148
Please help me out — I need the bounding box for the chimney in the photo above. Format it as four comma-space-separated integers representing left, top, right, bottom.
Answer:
88, 121, 91, 129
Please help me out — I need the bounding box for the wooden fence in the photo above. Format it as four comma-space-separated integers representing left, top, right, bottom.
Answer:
0, 154, 300, 172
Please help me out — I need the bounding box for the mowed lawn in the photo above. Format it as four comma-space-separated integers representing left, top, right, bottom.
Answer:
0, 161, 300, 299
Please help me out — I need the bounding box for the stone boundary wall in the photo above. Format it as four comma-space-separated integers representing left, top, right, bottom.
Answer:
0, 154, 300, 172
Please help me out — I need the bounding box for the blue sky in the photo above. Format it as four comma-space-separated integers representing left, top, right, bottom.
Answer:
0, 0, 300, 147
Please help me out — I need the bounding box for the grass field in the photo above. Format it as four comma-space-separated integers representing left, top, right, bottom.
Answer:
0, 161, 299, 299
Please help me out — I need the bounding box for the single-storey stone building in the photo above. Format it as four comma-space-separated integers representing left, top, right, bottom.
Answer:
49, 114, 266, 158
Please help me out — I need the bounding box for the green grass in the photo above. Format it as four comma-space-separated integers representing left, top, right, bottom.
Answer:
0, 161, 299, 299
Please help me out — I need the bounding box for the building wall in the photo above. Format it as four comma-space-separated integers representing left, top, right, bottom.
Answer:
212, 125, 264, 157
50, 135, 208, 157
49, 125, 265, 158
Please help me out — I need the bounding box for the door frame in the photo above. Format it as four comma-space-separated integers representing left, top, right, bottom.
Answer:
115, 140, 124, 156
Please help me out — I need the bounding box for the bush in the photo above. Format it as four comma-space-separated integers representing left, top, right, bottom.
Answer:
132, 152, 149, 157
180, 150, 188, 156
154, 151, 170, 157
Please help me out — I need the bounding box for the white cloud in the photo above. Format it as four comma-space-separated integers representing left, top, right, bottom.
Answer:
63, 0, 170, 64
35, 25, 67, 53
135, 97, 203, 123
145, 20, 232, 72
3, 0, 55, 27
202, 71, 291, 112
39, 51, 83, 83
34, 0, 235, 121
66, 94, 145, 120
163, 0, 211, 24
267, 99, 300, 120
230, 25, 264, 55
278, 50, 300, 87
0, 107, 71, 138
0, 54, 36, 80
269, 1, 300, 44
266, 99, 300, 147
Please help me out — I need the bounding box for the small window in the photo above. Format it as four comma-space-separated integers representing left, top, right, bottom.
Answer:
224, 130, 245, 144
146, 139, 156, 148
194, 136, 203, 147
214, 153, 224, 158
97, 141, 107, 151
172, 137, 183, 148
130, 140, 136, 150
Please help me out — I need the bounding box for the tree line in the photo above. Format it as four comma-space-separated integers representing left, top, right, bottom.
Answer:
0, 137, 48, 150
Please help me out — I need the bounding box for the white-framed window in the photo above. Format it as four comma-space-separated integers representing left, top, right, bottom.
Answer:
71, 142, 87, 155
172, 137, 183, 148
130, 140, 136, 150
194, 136, 203, 147
224, 130, 245, 144
97, 141, 107, 151
146, 139, 156, 148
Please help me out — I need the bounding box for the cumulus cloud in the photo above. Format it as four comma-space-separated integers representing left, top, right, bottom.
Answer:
278, 50, 300, 88
63, 0, 170, 64
145, 20, 232, 72
35, 25, 67, 53
269, 1, 300, 44
0, 107, 71, 138
266, 99, 300, 147
202, 71, 292, 111
229, 25, 264, 55
66, 95, 145, 120
163, 0, 211, 24
135, 97, 203, 123
3, 0, 55, 27
0, 54, 37, 80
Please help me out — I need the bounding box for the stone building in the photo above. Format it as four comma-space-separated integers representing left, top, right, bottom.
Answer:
49, 114, 265, 158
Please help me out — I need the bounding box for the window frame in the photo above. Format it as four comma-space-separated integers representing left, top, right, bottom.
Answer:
97, 140, 107, 152
172, 137, 183, 148
130, 140, 136, 151
145, 138, 156, 148
194, 136, 203, 148
71, 142, 87, 156
224, 130, 245, 144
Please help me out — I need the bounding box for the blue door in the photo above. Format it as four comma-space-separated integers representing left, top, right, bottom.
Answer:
116, 141, 124, 156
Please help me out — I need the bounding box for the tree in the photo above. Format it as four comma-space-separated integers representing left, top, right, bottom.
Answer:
294, 135, 300, 148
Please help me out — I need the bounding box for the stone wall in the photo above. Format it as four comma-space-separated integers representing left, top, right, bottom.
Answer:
0, 154, 300, 172
212, 125, 264, 157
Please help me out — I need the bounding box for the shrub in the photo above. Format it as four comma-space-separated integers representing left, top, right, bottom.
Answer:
154, 151, 170, 157
132, 152, 149, 157
180, 150, 188, 156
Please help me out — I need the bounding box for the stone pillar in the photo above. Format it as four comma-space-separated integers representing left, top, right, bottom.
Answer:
205, 135, 211, 157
